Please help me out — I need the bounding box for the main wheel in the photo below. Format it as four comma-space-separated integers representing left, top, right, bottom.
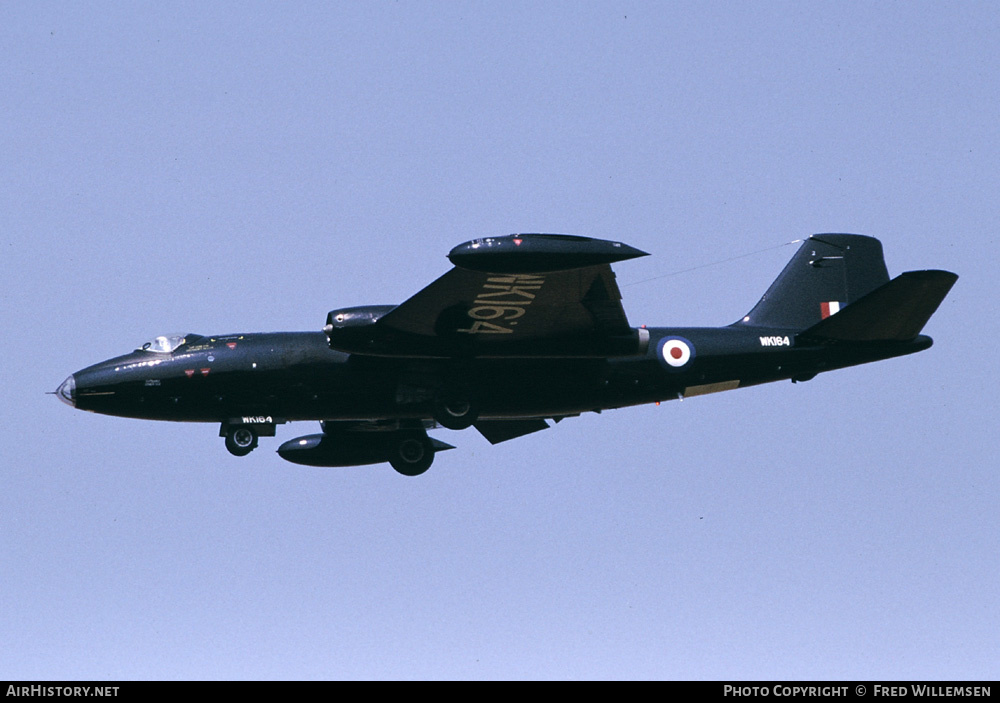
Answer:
389, 434, 434, 476
433, 397, 479, 430
225, 426, 258, 457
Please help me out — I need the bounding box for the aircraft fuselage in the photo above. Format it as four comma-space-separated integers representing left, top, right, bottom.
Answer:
62, 326, 930, 424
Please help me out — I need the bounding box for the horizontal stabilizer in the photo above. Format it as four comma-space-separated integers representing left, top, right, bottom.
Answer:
798, 270, 958, 342
475, 418, 550, 444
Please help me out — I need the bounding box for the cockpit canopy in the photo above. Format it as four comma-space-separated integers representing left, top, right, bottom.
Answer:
137, 334, 192, 354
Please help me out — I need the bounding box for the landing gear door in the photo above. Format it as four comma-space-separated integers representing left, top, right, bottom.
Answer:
219, 416, 284, 437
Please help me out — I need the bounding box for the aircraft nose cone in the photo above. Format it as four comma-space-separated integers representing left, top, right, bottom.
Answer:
56, 375, 76, 407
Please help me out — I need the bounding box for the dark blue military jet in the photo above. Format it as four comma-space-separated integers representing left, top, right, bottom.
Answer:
56, 233, 957, 476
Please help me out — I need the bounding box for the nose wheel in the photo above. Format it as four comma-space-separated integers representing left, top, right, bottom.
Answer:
225, 426, 259, 456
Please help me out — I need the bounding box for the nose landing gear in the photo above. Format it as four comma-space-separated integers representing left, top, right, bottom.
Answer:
225, 426, 259, 456
220, 419, 279, 457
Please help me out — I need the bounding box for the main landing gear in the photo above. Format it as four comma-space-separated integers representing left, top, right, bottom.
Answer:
389, 431, 436, 476
432, 396, 479, 431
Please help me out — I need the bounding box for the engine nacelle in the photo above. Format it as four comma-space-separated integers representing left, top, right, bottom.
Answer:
323, 305, 397, 354
324, 305, 395, 332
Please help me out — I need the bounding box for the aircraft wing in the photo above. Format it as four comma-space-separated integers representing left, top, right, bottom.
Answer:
325, 234, 649, 358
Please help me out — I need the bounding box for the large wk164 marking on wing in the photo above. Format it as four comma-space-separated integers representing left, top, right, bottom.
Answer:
457, 274, 546, 334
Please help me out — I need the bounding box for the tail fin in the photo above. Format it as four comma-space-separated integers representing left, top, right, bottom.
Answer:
797, 269, 958, 342
739, 234, 890, 329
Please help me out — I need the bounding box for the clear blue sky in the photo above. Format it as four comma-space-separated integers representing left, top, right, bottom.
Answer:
2, 2, 996, 680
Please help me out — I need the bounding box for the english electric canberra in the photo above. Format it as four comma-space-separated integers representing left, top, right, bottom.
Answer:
56, 234, 957, 475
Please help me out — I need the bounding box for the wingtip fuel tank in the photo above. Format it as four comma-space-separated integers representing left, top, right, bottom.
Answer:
448, 233, 648, 273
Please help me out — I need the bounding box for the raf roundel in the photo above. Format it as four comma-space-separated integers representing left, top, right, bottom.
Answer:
658, 336, 695, 370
